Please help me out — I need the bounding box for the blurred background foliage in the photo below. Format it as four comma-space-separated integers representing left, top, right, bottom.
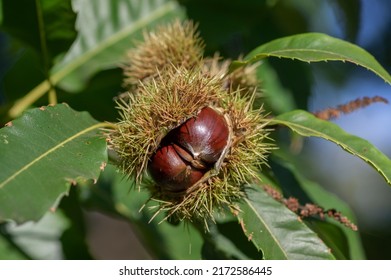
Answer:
0, 0, 390, 259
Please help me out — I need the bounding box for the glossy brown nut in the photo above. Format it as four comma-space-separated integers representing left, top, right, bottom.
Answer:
148, 144, 205, 192
148, 106, 229, 192
176, 107, 229, 163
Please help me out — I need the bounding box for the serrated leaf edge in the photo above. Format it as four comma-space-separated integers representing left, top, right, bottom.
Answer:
0, 122, 105, 189
230, 33, 391, 85
271, 113, 391, 185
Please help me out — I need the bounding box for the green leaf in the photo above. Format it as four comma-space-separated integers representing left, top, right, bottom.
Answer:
306, 220, 349, 260
291, 167, 365, 259
0, 104, 107, 223
0, 230, 29, 260
3, 211, 70, 259
230, 33, 391, 85
54, 0, 182, 92
237, 184, 335, 260
271, 150, 365, 259
201, 223, 250, 260
270, 110, 391, 186
201, 220, 261, 260
8, 0, 183, 118
59, 68, 123, 123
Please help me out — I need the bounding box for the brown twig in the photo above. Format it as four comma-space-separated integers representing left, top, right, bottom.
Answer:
262, 184, 358, 231
313, 96, 388, 121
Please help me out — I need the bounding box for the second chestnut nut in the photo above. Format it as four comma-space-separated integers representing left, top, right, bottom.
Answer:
148, 107, 230, 192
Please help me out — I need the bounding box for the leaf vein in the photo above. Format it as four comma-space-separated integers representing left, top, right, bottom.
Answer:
0, 123, 104, 189
243, 196, 288, 259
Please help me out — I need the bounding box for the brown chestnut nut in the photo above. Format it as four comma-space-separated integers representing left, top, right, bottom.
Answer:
148, 107, 229, 192
148, 144, 205, 192
176, 107, 229, 164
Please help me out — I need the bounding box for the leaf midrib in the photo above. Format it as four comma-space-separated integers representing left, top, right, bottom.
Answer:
243, 196, 288, 259
52, 1, 177, 84
0, 123, 103, 189
8, 1, 179, 119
